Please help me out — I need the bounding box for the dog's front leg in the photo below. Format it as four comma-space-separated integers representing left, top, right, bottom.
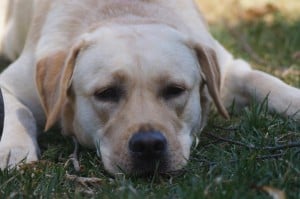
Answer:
0, 88, 40, 170
221, 56, 300, 120
242, 69, 300, 119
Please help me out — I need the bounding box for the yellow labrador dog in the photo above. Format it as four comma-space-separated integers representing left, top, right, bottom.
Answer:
0, 0, 299, 175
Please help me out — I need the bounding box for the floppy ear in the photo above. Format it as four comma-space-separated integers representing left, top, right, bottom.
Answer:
195, 44, 229, 119
36, 42, 84, 131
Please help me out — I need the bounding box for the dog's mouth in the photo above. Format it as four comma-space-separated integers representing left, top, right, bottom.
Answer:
129, 157, 169, 176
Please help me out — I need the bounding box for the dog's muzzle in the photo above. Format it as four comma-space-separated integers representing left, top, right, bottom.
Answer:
129, 131, 168, 174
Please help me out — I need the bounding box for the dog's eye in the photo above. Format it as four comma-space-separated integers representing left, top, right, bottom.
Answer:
94, 86, 123, 102
161, 85, 186, 100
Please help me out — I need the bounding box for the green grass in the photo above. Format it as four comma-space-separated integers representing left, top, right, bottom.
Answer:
1, 14, 300, 199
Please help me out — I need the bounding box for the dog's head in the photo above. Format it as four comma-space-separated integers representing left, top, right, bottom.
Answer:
36, 23, 228, 175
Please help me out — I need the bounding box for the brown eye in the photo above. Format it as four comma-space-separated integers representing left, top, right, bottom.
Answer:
161, 85, 186, 100
94, 86, 123, 102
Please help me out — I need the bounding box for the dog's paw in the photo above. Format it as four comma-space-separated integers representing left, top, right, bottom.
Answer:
0, 145, 39, 170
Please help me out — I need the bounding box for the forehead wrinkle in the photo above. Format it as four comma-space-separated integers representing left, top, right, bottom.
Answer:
156, 73, 187, 84
111, 69, 129, 84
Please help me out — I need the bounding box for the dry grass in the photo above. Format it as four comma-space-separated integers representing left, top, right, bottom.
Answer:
197, 0, 300, 25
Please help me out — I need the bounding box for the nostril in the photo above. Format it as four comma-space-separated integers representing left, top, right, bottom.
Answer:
129, 131, 167, 158
131, 140, 146, 154
153, 138, 166, 152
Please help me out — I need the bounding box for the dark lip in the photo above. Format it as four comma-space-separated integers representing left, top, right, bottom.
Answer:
126, 167, 187, 178
128, 156, 169, 176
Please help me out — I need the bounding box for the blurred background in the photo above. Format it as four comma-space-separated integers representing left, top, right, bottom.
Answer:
197, 0, 300, 86
197, 0, 300, 25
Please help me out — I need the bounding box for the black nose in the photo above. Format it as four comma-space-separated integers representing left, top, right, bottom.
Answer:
129, 131, 167, 159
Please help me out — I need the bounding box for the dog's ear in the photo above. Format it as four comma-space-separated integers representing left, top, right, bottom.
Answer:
194, 44, 229, 119
36, 41, 84, 131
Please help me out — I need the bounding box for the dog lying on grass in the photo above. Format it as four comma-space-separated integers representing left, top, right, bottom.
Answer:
0, 0, 299, 175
